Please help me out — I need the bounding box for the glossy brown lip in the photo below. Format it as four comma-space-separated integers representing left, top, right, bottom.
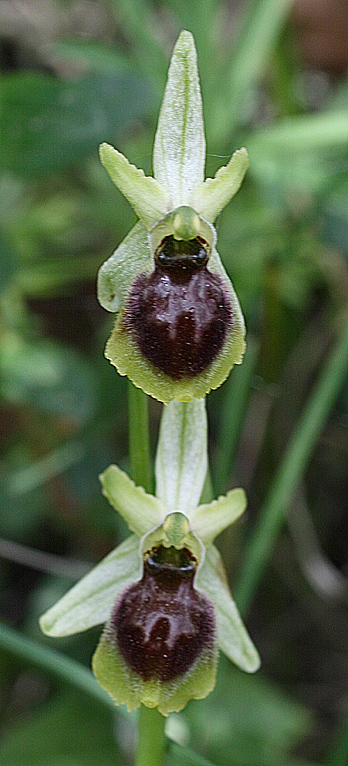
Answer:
113, 546, 215, 682
124, 236, 233, 380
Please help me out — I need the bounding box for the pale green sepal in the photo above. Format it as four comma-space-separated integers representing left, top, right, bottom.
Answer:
97, 221, 152, 313
190, 148, 250, 223
100, 464, 166, 536
99, 143, 170, 229
196, 545, 260, 673
92, 618, 217, 715
155, 399, 207, 512
39, 535, 141, 637
153, 31, 205, 207
190, 488, 247, 546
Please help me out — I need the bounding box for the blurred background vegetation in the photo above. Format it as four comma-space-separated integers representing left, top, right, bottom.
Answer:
1, 1, 348, 764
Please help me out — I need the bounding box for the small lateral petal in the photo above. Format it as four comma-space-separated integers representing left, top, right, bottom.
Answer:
99, 143, 170, 229
100, 465, 166, 536
190, 488, 247, 546
190, 148, 250, 223
40, 535, 141, 637
196, 545, 260, 673
155, 399, 208, 512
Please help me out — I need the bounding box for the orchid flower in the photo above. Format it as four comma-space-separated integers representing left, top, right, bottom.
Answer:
40, 400, 260, 716
97, 31, 249, 404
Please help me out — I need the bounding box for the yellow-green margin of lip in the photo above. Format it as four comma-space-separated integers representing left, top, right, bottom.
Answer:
105, 295, 245, 404
92, 616, 217, 716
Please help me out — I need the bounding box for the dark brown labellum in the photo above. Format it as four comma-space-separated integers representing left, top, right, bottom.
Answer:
112, 546, 215, 682
124, 236, 233, 379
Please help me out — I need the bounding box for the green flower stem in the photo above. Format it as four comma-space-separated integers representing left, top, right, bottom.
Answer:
128, 383, 165, 764
128, 381, 153, 493
235, 312, 348, 615
135, 705, 166, 766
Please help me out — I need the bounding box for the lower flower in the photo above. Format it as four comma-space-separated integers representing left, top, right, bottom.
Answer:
40, 401, 260, 716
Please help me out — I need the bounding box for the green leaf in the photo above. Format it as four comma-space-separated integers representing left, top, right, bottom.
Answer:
0, 71, 151, 176
0, 621, 115, 709
0, 690, 120, 766
155, 399, 207, 513
249, 110, 348, 154
40, 535, 141, 637
153, 31, 205, 206
0, 338, 96, 426
52, 39, 136, 74
209, 0, 294, 141
236, 311, 348, 614
185, 657, 313, 766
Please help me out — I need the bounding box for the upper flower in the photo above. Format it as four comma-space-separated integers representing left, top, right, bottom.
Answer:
40, 399, 260, 716
98, 31, 249, 403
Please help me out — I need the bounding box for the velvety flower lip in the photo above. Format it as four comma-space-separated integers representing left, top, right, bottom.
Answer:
97, 31, 250, 404
40, 400, 260, 716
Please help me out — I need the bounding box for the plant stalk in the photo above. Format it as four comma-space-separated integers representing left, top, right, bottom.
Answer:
135, 705, 166, 766
128, 382, 165, 764
128, 381, 153, 493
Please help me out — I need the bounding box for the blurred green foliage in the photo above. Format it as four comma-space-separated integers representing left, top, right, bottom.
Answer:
1, 1, 348, 765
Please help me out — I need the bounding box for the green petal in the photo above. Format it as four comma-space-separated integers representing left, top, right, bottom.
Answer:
196, 545, 260, 673
99, 143, 170, 229
100, 464, 166, 536
92, 613, 217, 716
104, 247, 245, 404
39, 535, 141, 637
155, 399, 207, 512
190, 148, 250, 223
153, 31, 205, 207
190, 488, 247, 546
97, 221, 153, 313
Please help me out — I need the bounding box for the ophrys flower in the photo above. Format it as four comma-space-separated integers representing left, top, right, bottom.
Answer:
40, 400, 260, 715
98, 31, 249, 403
